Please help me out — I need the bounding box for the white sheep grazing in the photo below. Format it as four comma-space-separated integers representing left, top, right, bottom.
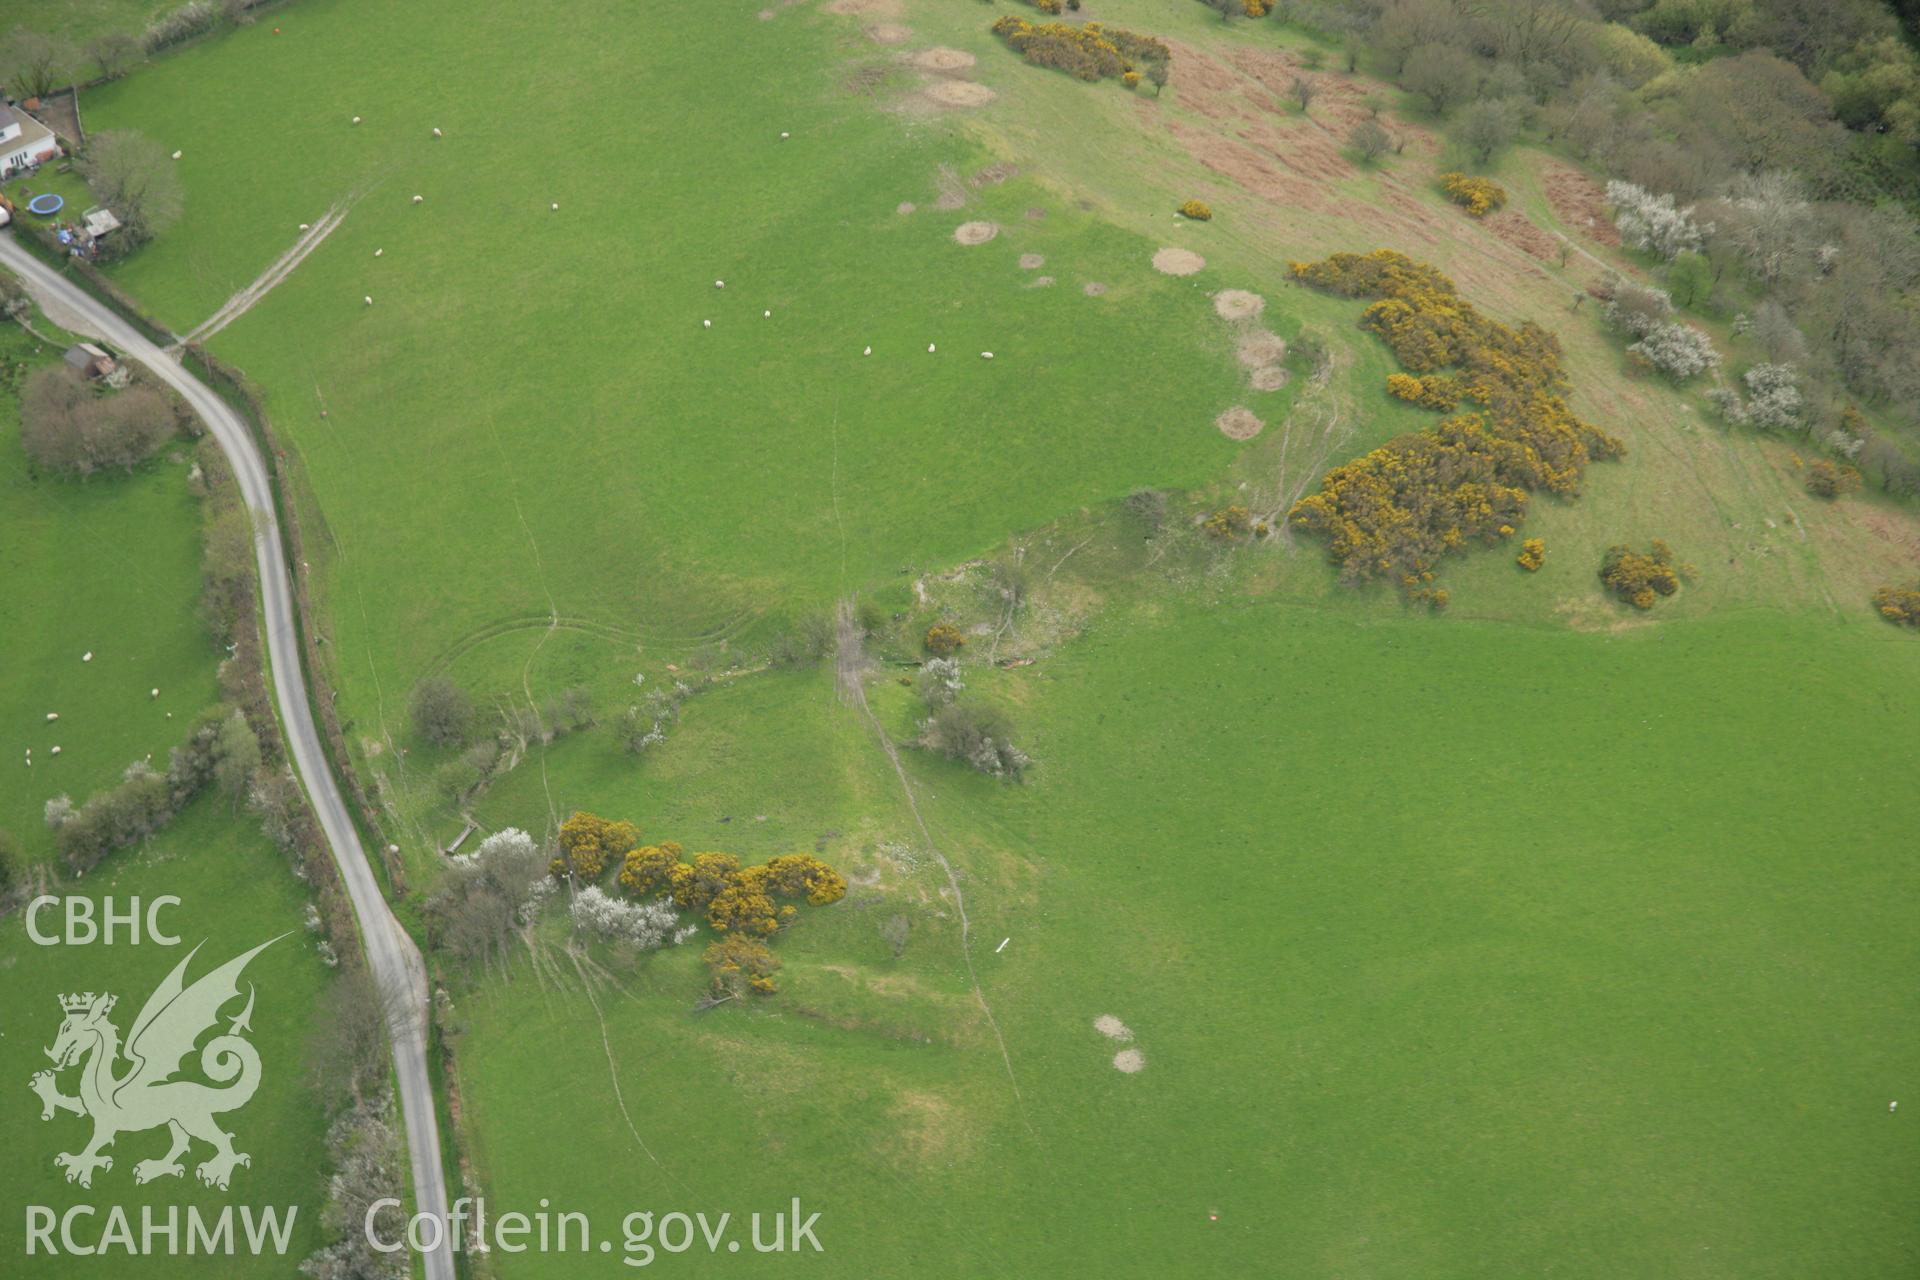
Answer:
299, 223, 311, 231
715, 280, 725, 289
550, 202, 559, 211
780, 131, 790, 140
46, 712, 58, 722
412, 195, 424, 205
863, 346, 872, 356
374, 249, 383, 257
171, 150, 182, 160
981, 352, 994, 360
50, 745, 61, 756
927, 343, 937, 353
702, 319, 711, 329
364, 296, 373, 306
150, 689, 160, 699
82, 651, 93, 662
351, 116, 362, 125
432, 127, 443, 138
763, 310, 771, 318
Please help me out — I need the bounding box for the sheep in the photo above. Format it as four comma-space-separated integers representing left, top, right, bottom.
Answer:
412, 195, 424, 205
763, 310, 771, 318
780, 131, 790, 140
150, 689, 160, 699
299, 223, 311, 231
715, 280, 725, 289
863, 346, 872, 356
364, 296, 374, 306
171, 150, 182, 160
351, 116, 362, 125
374, 248, 383, 257
432, 127, 443, 138
82, 651, 92, 662
702, 320, 711, 329
927, 343, 936, 353
50, 746, 61, 756
550, 202, 559, 212
981, 352, 994, 360
46, 712, 58, 722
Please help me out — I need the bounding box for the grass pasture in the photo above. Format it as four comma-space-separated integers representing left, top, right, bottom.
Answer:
15, 0, 1919, 1276
0, 326, 223, 862
0, 800, 339, 1276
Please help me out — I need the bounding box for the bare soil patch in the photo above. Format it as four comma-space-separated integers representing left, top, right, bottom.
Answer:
1082, 281, 1108, 297
925, 81, 996, 108
1152, 247, 1205, 276
868, 22, 910, 43
1250, 365, 1291, 392
1094, 1015, 1134, 1042
1486, 209, 1559, 264
1029, 275, 1055, 288
1235, 331, 1287, 368
1543, 159, 1620, 247
953, 220, 1000, 246
1018, 253, 1045, 270
1214, 289, 1266, 322
896, 201, 916, 215
912, 47, 975, 72
1113, 1048, 1146, 1074
1216, 406, 1265, 441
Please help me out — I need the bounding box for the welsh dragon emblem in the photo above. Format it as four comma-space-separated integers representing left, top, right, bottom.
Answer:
29, 936, 283, 1191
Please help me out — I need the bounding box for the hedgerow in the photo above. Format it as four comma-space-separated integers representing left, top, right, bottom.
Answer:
1439, 172, 1507, 217
1600, 540, 1686, 609
990, 16, 1169, 85
1287, 249, 1624, 594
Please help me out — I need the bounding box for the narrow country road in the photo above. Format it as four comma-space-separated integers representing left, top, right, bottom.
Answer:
0, 236, 456, 1280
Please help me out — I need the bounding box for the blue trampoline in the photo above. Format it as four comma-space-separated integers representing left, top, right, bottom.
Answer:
25, 193, 62, 216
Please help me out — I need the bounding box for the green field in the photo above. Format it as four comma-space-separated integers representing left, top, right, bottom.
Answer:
0, 327, 222, 862
0, 801, 338, 1276
11, 0, 1919, 1275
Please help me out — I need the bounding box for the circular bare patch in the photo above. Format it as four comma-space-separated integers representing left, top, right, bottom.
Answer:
912, 47, 974, 71
1216, 407, 1264, 441
924, 81, 996, 108
1234, 331, 1287, 369
896, 201, 916, 215
952, 220, 999, 246
1113, 1048, 1146, 1074
1152, 247, 1205, 276
1094, 1015, 1134, 1042
1213, 289, 1266, 322
1083, 282, 1108, 297
1250, 365, 1291, 392
1018, 253, 1045, 270
868, 22, 911, 43
1030, 275, 1055, 287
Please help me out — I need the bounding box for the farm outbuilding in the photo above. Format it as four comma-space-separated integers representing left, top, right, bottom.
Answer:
62, 343, 116, 379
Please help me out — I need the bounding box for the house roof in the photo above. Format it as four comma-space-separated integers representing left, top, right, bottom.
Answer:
0, 101, 15, 130
0, 110, 54, 158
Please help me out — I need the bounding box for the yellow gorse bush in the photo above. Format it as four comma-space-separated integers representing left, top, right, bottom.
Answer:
1178, 199, 1213, 220
1287, 250, 1624, 595
1517, 538, 1546, 572
990, 15, 1169, 84
1872, 583, 1920, 627
1439, 172, 1507, 217
1600, 540, 1684, 609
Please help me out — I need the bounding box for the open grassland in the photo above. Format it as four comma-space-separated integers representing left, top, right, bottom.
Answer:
455, 599, 1920, 1278
0, 800, 338, 1276
0, 326, 222, 862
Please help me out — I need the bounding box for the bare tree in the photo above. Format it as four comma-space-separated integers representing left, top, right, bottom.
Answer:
78, 131, 184, 244
1, 28, 73, 100
86, 32, 141, 81
1292, 74, 1319, 114
1348, 118, 1391, 163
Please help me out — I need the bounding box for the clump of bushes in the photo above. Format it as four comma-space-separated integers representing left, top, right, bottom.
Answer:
923, 702, 1031, 780
553, 810, 639, 881
924, 622, 966, 655
1287, 249, 1624, 595
1873, 583, 1920, 628
990, 16, 1169, 86
1385, 371, 1463, 411
409, 676, 473, 746
19, 366, 182, 478
1178, 199, 1213, 221
1202, 504, 1251, 540
1517, 538, 1546, 572
1600, 540, 1684, 609
1439, 172, 1507, 217
1804, 458, 1863, 499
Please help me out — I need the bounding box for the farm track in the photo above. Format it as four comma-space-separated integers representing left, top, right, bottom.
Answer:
419, 605, 765, 679
176, 200, 354, 348
0, 235, 456, 1280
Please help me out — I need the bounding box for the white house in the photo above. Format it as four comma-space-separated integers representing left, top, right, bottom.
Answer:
0, 102, 61, 176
